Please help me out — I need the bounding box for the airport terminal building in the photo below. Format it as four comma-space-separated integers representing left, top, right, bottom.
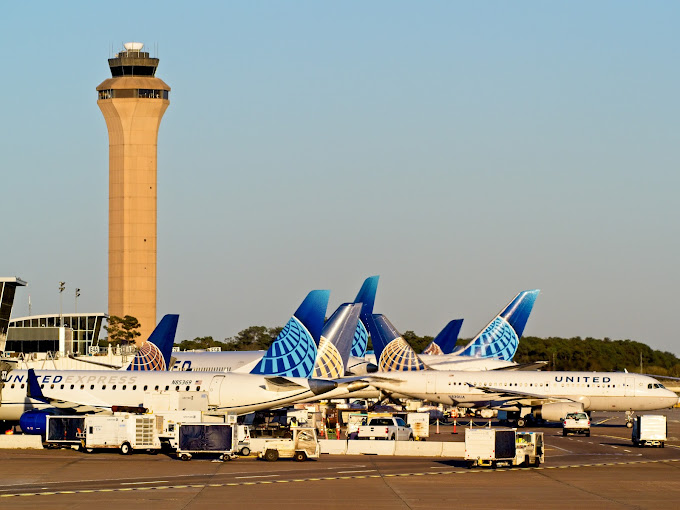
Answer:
6, 313, 107, 356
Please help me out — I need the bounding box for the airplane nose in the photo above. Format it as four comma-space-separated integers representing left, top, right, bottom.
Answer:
308, 378, 338, 396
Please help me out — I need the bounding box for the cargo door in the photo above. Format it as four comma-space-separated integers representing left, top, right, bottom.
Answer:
625, 377, 634, 397
208, 375, 225, 406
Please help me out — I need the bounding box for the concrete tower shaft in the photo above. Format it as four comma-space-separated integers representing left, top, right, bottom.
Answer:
96, 44, 170, 342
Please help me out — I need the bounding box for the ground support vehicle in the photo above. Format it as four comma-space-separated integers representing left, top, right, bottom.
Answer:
562, 412, 590, 436
632, 415, 667, 448
514, 431, 544, 467
465, 428, 516, 468
45, 415, 85, 448
407, 413, 430, 440
357, 416, 413, 441
81, 414, 161, 454
173, 423, 238, 461
236, 425, 252, 455
259, 426, 319, 462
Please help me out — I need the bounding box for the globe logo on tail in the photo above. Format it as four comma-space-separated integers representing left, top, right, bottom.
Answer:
467, 317, 518, 360
313, 336, 345, 379
250, 317, 317, 378
351, 320, 368, 358
379, 337, 427, 371
129, 341, 166, 371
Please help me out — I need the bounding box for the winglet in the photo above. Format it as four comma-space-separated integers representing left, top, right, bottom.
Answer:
127, 314, 179, 371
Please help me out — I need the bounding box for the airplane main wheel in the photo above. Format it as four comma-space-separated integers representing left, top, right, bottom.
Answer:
120, 442, 132, 455
264, 449, 279, 462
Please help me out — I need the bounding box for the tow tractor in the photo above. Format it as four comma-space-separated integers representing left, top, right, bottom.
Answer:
259, 426, 319, 462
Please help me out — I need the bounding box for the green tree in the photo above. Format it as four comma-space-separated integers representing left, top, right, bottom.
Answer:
104, 315, 141, 346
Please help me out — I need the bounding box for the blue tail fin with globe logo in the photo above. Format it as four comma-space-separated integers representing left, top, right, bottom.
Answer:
127, 314, 179, 371
365, 313, 428, 371
458, 290, 539, 360
421, 319, 464, 355
249, 290, 330, 378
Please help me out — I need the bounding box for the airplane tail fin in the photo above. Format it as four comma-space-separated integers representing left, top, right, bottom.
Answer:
127, 314, 179, 371
313, 302, 362, 378
250, 290, 330, 378
422, 319, 464, 355
366, 313, 427, 371
351, 276, 379, 358
458, 290, 539, 360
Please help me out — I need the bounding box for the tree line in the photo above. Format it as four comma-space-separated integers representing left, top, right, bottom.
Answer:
175, 327, 680, 377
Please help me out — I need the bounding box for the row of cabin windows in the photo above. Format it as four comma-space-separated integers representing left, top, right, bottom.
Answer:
448, 382, 621, 389
448, 382, 549, 387
98, 89, 169, 100
11, 383, 201, 392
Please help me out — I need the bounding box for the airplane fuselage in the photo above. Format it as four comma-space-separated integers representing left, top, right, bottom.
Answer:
0, 369, 335, 421
368, 370, 678, 412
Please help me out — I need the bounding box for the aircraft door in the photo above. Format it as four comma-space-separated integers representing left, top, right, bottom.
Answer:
426, 373, 437, 394
208, 375, 225, 406
625, 377, 634, 397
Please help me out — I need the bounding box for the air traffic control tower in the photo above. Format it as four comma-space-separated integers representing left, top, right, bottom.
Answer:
97, 42, 170, 341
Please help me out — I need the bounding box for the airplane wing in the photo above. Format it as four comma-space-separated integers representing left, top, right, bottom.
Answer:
27, 368, 116, 413
469, 383, 577, 407
492, 361, 549, 371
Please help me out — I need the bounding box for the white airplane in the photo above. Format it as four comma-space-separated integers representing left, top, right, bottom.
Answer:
0, 295, 345, 432
366, 369, 679, 425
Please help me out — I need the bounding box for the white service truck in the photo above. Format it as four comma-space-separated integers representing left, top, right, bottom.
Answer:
81, 414, 161, 454
357, 416, 414, 441
562, 412, 591, 436
632, 415, 667, 448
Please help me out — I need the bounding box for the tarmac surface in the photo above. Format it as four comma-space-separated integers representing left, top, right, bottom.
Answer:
1, 409, 679, 509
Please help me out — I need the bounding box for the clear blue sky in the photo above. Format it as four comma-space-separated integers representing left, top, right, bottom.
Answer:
2, 2, 679, 354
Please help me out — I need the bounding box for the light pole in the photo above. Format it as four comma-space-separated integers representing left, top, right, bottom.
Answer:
75, 288, 81, 313
58, 281, 65, 326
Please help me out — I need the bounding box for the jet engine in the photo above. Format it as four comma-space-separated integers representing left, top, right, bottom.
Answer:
19, 409, 57, 435
534, 402, 584, 422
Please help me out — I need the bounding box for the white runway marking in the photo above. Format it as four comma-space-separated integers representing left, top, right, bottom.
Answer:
548, 444, 574, 453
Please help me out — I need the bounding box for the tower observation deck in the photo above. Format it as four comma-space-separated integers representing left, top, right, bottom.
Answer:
96, 42, 170, 342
